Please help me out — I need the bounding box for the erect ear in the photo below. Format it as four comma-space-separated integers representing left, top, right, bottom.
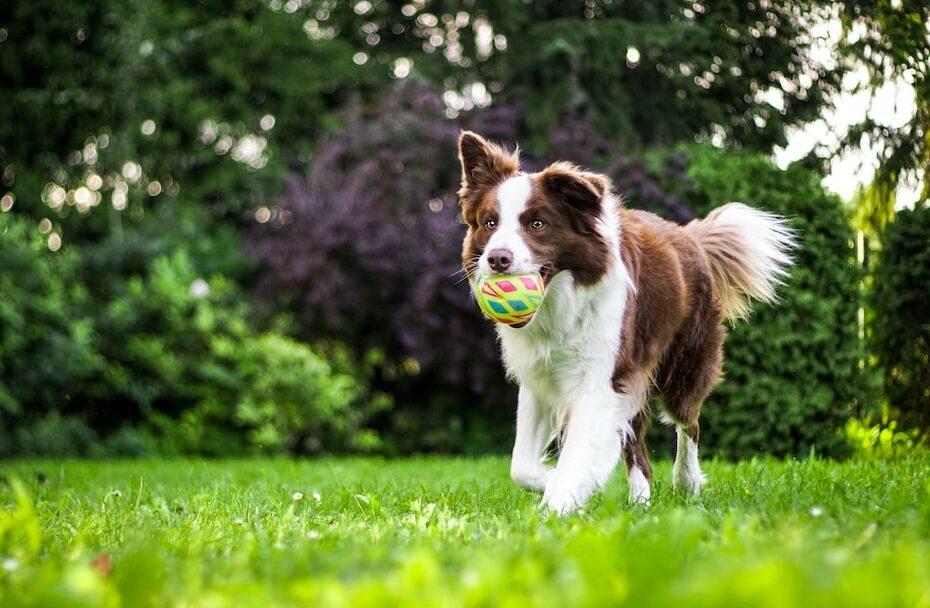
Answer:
458, 131, 520, 194
539, 162, 610, 218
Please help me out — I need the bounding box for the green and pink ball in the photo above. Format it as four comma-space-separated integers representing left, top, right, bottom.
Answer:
474, 273, 545, 327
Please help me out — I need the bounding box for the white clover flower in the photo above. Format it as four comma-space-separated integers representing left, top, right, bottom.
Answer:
292, 492, 304, 501
312, 492, 321, 503
810, 506, 824, 517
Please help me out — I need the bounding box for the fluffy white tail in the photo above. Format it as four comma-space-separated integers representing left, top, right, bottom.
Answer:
685, 203, 797, 320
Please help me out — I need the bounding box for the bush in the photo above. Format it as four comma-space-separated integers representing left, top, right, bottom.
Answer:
681, 146, 869, 457
183, 333, 383, 455
0, 215, 102, 453
88, 250, 252, 427
842, 415, 921, 460
869, 204, 930, 435
94, 251, 382, 455
11, 413, 100, 458
0, 220, 382, 456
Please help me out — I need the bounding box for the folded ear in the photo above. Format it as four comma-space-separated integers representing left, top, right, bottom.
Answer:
458, 131, 520, 195
539, 162, 610, 219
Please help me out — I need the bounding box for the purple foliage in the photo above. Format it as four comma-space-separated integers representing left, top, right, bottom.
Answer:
244, 83, 694, 445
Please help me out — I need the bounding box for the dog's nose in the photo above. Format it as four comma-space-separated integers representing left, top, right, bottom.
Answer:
487, 249, 513, 273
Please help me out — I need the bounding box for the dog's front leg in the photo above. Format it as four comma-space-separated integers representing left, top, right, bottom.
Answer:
542, 389, 625, 515
510, 386, 553, 492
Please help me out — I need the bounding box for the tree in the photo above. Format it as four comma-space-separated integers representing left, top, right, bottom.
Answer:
315, 0, 843, 151
0, 0, 378, 244
838, 1, 930, 212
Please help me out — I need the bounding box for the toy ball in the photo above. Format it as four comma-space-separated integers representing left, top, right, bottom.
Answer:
474, 273, 545, 327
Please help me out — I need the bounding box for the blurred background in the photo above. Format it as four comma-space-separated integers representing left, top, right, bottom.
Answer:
0, 0, 927, 459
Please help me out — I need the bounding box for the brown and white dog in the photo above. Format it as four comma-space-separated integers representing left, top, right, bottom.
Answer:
457, 131, 796, 514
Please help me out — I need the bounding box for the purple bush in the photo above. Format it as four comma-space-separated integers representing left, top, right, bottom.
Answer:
245, 83, 693, 451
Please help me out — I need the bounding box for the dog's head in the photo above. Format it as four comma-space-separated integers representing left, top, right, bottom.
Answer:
457, 131, 613, 287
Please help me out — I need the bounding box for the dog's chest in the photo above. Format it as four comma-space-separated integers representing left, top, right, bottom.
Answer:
498, 271, 628, 402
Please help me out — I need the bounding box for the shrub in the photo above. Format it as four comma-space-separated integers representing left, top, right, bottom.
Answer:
869, 204, 930, 435
0, 214, 101, 454
681, 146, 868, 457
12, 413, 100, 458
91, 250, 252, 426
94, 251, 382, 455
842, 415, 921, 460
184, 333, 382, 455
0, 222, 381, 456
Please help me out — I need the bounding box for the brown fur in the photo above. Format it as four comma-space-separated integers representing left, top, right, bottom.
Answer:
614, 209, 725, 476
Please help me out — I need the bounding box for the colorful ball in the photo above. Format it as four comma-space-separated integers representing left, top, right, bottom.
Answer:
474, 273, 545, 327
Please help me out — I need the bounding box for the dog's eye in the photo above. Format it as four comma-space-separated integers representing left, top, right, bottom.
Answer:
484, 219, 497, 230
531, 219, 545, 230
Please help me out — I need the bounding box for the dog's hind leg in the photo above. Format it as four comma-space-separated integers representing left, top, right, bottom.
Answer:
672, 421, 706, 495
660, 315, 724, 496
662, 343, 722, 496
623, 410, 652, 505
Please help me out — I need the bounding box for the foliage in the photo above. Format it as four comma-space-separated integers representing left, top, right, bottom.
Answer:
838, 1, 930, 204
245, 83, 693, 453
0, 0, 902, 456
0, 228, 381, 456
91, 251, 250, 424
0, 0, 380, 243
96, 251, 384, 455
681, 146, 870, 458
842, 414, 922, 460
183, 333, 383, 455
0, 215, 101, 438
10, 413, 101, 458
0, 0, 850, 250
312, 0, 842, 150
2, 457, 930, 606
869, 204, 930, 434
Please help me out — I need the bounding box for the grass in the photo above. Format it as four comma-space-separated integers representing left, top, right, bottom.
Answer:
1, 457, 929, 607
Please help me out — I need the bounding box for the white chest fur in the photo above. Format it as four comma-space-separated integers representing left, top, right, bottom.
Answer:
497, 265, 632, 433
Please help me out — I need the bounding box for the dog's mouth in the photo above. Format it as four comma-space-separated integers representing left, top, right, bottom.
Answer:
539, 265, 555, 287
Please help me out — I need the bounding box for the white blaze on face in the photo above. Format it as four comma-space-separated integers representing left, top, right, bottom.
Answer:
479, 174, 537, 276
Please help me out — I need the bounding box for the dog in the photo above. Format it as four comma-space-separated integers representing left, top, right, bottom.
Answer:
457, 131, 796, 514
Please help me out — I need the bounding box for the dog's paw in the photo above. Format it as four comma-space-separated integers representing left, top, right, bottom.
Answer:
541, 476, 592, 516
510, 464, 552, 493
627, 467, 652, 506
672, 467, 707, 496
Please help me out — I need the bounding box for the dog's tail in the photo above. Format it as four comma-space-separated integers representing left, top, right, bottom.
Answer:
685, 203, 797, 321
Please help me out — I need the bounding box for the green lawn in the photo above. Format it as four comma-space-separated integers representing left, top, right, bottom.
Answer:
1, 457, 929, 607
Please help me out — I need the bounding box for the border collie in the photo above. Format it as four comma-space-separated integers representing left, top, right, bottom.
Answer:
457, 131, 796, 514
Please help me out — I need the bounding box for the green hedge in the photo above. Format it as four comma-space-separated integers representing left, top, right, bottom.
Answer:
869, 204, 930, 435
0, 216, 100, 443
0, 214, 383, 456
680, 147, 868, 457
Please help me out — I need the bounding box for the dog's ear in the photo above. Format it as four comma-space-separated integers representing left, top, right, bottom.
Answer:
540, 162, 609, 213
458, 131, 520, 196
